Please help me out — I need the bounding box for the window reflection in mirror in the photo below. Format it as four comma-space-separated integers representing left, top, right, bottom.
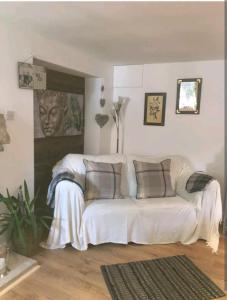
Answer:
176, 78, 202, 114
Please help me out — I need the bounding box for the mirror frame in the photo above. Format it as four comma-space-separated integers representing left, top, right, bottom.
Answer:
176, 78, 202, 114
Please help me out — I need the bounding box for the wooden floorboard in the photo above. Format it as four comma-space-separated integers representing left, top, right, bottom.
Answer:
1, 237, 226, 300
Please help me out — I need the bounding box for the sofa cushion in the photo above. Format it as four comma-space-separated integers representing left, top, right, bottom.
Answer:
133, 159, 176, 199
83, 160, 122, 200
82, 196, 197, 245
127, 155, 191, 198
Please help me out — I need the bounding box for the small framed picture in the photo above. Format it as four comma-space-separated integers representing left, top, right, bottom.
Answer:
176, 78, 202, 114
18, 62, 34, 89
144, 93, 166, 126
18, 62, 46, 90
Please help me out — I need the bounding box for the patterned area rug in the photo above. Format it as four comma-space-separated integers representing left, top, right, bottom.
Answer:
101, 255, 225, 300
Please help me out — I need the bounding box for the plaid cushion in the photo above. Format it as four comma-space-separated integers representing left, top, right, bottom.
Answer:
186, 172, 214, 193
133, 159, 176, 199
83, 160, 122, 200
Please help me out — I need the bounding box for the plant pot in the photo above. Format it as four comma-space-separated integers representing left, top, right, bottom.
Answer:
12, 230, 42, 257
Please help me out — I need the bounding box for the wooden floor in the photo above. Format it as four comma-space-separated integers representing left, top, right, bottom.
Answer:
1, 237, 226, 300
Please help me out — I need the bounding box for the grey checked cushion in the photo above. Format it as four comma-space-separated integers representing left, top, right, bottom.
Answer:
133, 159, 176, 199
83, 160, 122, 200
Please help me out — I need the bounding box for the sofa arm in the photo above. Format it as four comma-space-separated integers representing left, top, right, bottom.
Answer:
177, 173, 222, 212
177, 175, 222, 252
43, 180, 87, 250
176, 172, 203, 208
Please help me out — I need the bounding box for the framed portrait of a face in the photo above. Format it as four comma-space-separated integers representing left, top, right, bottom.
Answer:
176, 78, 202, 114
144, 93, 166, 126
34, 90, 84, 138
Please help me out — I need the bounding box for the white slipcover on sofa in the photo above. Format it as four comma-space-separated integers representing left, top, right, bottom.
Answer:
44, 154, 222, 252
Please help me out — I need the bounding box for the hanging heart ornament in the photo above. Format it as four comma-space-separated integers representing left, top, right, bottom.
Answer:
95, 114, 109, 128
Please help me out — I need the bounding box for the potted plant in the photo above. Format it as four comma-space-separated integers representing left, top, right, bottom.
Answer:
0, 181, 52, 257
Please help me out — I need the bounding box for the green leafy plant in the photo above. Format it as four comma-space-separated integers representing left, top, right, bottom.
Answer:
0, 181, 52, 257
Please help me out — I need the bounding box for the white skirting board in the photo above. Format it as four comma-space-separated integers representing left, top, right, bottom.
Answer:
0, 252, 39, 297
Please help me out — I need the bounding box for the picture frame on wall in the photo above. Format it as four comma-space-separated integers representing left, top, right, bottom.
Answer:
34, 90, 84, 138
176, 78, 202, 114
144, 93, 166, 126
18, 62, 46, 90
18, 62, 34, 89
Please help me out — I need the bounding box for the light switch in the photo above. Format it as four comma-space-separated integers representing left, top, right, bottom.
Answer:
6, 111, 15, 121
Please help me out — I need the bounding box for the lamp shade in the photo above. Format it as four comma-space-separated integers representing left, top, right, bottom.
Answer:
0, 114, 10, 146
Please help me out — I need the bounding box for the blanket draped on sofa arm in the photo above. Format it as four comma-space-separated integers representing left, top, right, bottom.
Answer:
176, 168, 222, 253
47, 171, 84, 208
186, 172, 214, 193
42, 180, 87, 250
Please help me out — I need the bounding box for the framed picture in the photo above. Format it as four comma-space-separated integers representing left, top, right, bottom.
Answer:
18, 62, 46, 90
18, 62, 34, 89
34, 90, 84, 138
176, 78, 202, 114
144, 93, 166, 126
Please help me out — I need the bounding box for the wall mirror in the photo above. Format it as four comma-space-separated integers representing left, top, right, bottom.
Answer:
176, 78, 202, 114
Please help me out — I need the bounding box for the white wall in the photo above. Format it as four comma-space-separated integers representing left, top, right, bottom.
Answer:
0, 20, 113, 197
113, 61, 224, 195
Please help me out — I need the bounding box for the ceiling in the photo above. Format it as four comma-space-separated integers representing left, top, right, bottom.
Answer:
0, 2, 224, 65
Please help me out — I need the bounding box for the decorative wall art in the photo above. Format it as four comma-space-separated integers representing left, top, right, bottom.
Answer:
95, 84, 109, 128
100, 98, 106, 107
18, 62, 46, 90
176, 78, 202, 114
95, 114, 109, 128
0, 114, 10, 151
34, 90, 83, 138
100, 84, 106, 107
144, 93, 166, 126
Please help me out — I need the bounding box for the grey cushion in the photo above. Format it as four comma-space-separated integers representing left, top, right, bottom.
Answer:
83, 160, 122, 200
133, 159, 176, 199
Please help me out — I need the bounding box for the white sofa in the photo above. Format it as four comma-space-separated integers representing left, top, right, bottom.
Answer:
44, 154, 222, 253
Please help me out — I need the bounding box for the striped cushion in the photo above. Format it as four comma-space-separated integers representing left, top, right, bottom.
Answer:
133, 159, 176, 199
83, 160, 122, 200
